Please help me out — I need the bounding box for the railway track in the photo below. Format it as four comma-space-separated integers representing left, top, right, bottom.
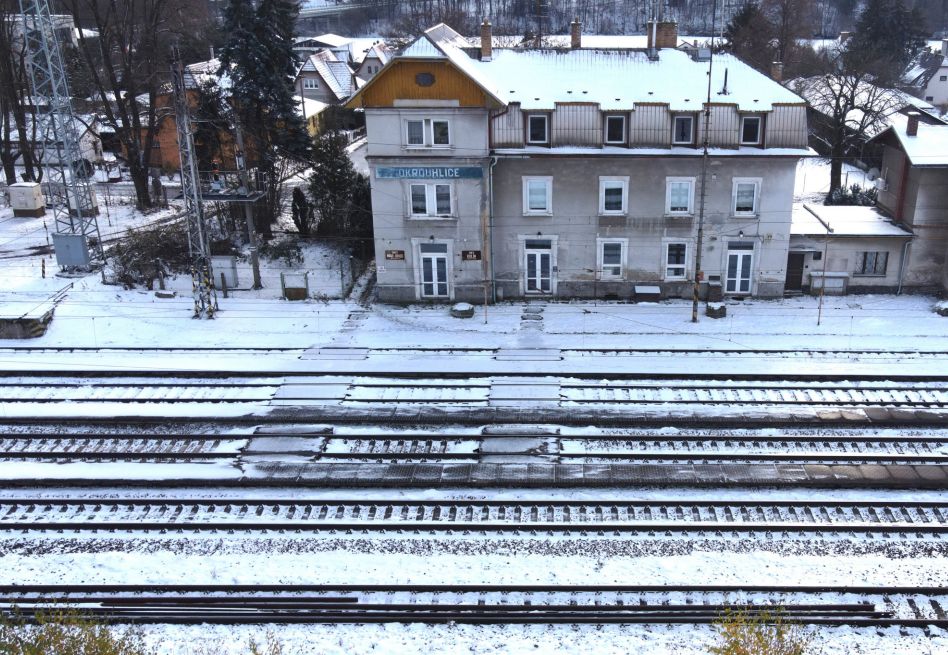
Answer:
2, 584, 946, 626
0, 428, 945, 465
0, 375, 945, 407
2, 498, 946, 537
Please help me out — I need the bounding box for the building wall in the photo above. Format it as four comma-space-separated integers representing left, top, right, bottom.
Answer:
922, 64, 948, 106
489, 155, 798, 300
367, 107, 492, 303
904, 167, 948, 290
788, 236, 910, 292
879, 144, 948, 292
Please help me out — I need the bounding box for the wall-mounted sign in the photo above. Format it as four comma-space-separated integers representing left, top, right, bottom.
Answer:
461, 250, 482, 261
376, 166, 483, 179
384, 250, 405, 260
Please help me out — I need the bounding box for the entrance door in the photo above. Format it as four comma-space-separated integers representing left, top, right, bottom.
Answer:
785, 252, 805, 291
725, 246, 753, 294
419, 243, 449, 298
524, 239, 553, 294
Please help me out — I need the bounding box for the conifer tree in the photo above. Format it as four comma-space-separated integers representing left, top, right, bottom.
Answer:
218, 0, 310, 228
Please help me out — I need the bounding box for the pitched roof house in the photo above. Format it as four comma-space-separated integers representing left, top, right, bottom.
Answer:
346, 21, 812, 303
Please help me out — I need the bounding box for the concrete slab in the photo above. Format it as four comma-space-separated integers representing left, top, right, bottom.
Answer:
884, 465, 922, 485
914, 466, 948, 484
300, 347, 369, 360
274, 384, 350, 400
857, 465, 891, 482
411, 464, 443, 483
244, 437, 325, 453
494, 348, 562, 361
802, 464, 835, 482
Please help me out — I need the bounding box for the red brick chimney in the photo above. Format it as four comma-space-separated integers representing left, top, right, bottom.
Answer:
770, 61, 783, 82
570, 18, 581, 49
480, 19, 492, 61
906, 111, 920, 137
647, 21, 678, 49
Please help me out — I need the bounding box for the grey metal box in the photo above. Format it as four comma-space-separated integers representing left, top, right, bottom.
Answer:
52, 233, 91, 268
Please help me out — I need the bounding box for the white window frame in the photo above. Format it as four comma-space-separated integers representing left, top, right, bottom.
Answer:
598, 176, 629, 215
302, 77, 319, 89
740, 115, 762, 145
731, 177, 762, 216
527, 114, 549, 144
596, 237, 628, 280
407, 182, 454, 218
662, 240, 689, 281
404, 118, 451, 148
665, 177, 696, 215
672, 115, 694, 145
522, 176, 553, 215
604, 115, 626, 144
406, 119, 425, 146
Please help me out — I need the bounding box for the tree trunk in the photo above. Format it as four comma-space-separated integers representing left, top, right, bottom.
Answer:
126, 149, 152, 210
829, 145, 844, 194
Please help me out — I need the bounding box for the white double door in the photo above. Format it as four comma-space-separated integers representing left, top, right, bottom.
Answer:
725, 247, 753, 294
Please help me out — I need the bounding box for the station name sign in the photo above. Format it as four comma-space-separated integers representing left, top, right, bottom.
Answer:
376, 166, 483, 179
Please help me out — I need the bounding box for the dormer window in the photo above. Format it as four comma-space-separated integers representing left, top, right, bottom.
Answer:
741, 116, 762, 145
672, 115, 694, 145
527, 114, 549, 144
604, 115, 626, 144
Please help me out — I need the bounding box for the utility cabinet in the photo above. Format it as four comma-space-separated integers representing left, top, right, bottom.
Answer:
8, 182, 45, 218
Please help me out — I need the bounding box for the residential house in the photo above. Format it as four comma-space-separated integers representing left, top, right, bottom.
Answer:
868, 114, 948, 293
295, 49, 358, 106
346, 21, 812, 303
355, 43, 391, 81
903, 41, 948, 108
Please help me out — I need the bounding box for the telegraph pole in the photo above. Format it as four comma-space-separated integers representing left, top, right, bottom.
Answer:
692, 0, 717, 323
170, 47, 218, 318
19, 0, 103, 268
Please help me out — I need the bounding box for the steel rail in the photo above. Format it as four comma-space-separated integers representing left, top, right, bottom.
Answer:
2, 498, 945, 534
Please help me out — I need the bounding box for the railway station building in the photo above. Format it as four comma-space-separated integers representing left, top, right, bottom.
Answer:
346, 21, 812, 303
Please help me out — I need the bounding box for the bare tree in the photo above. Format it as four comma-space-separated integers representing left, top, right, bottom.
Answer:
792, 56, 904, 193
62, 0, 213, 210
0, 0, 40, 184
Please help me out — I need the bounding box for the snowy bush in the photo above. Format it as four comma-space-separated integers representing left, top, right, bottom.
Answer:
709, 608, 815, 655
0, 608, 154, 655
258, 238, 303, 266
824, 183, 877, 206
108, 223, 191, 289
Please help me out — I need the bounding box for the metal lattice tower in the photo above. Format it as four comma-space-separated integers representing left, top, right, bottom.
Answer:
170, 48, 217, 319
18, 0, 102, 264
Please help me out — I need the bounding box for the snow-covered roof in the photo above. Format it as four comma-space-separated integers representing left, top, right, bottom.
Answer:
361, 43, 391, 65
298, 51, 355, 100
296, 96, 329, 119
791, 204, 913, 237
889, 120, 948, 166
393, 23, 803, 112
475, 49, 801, 111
